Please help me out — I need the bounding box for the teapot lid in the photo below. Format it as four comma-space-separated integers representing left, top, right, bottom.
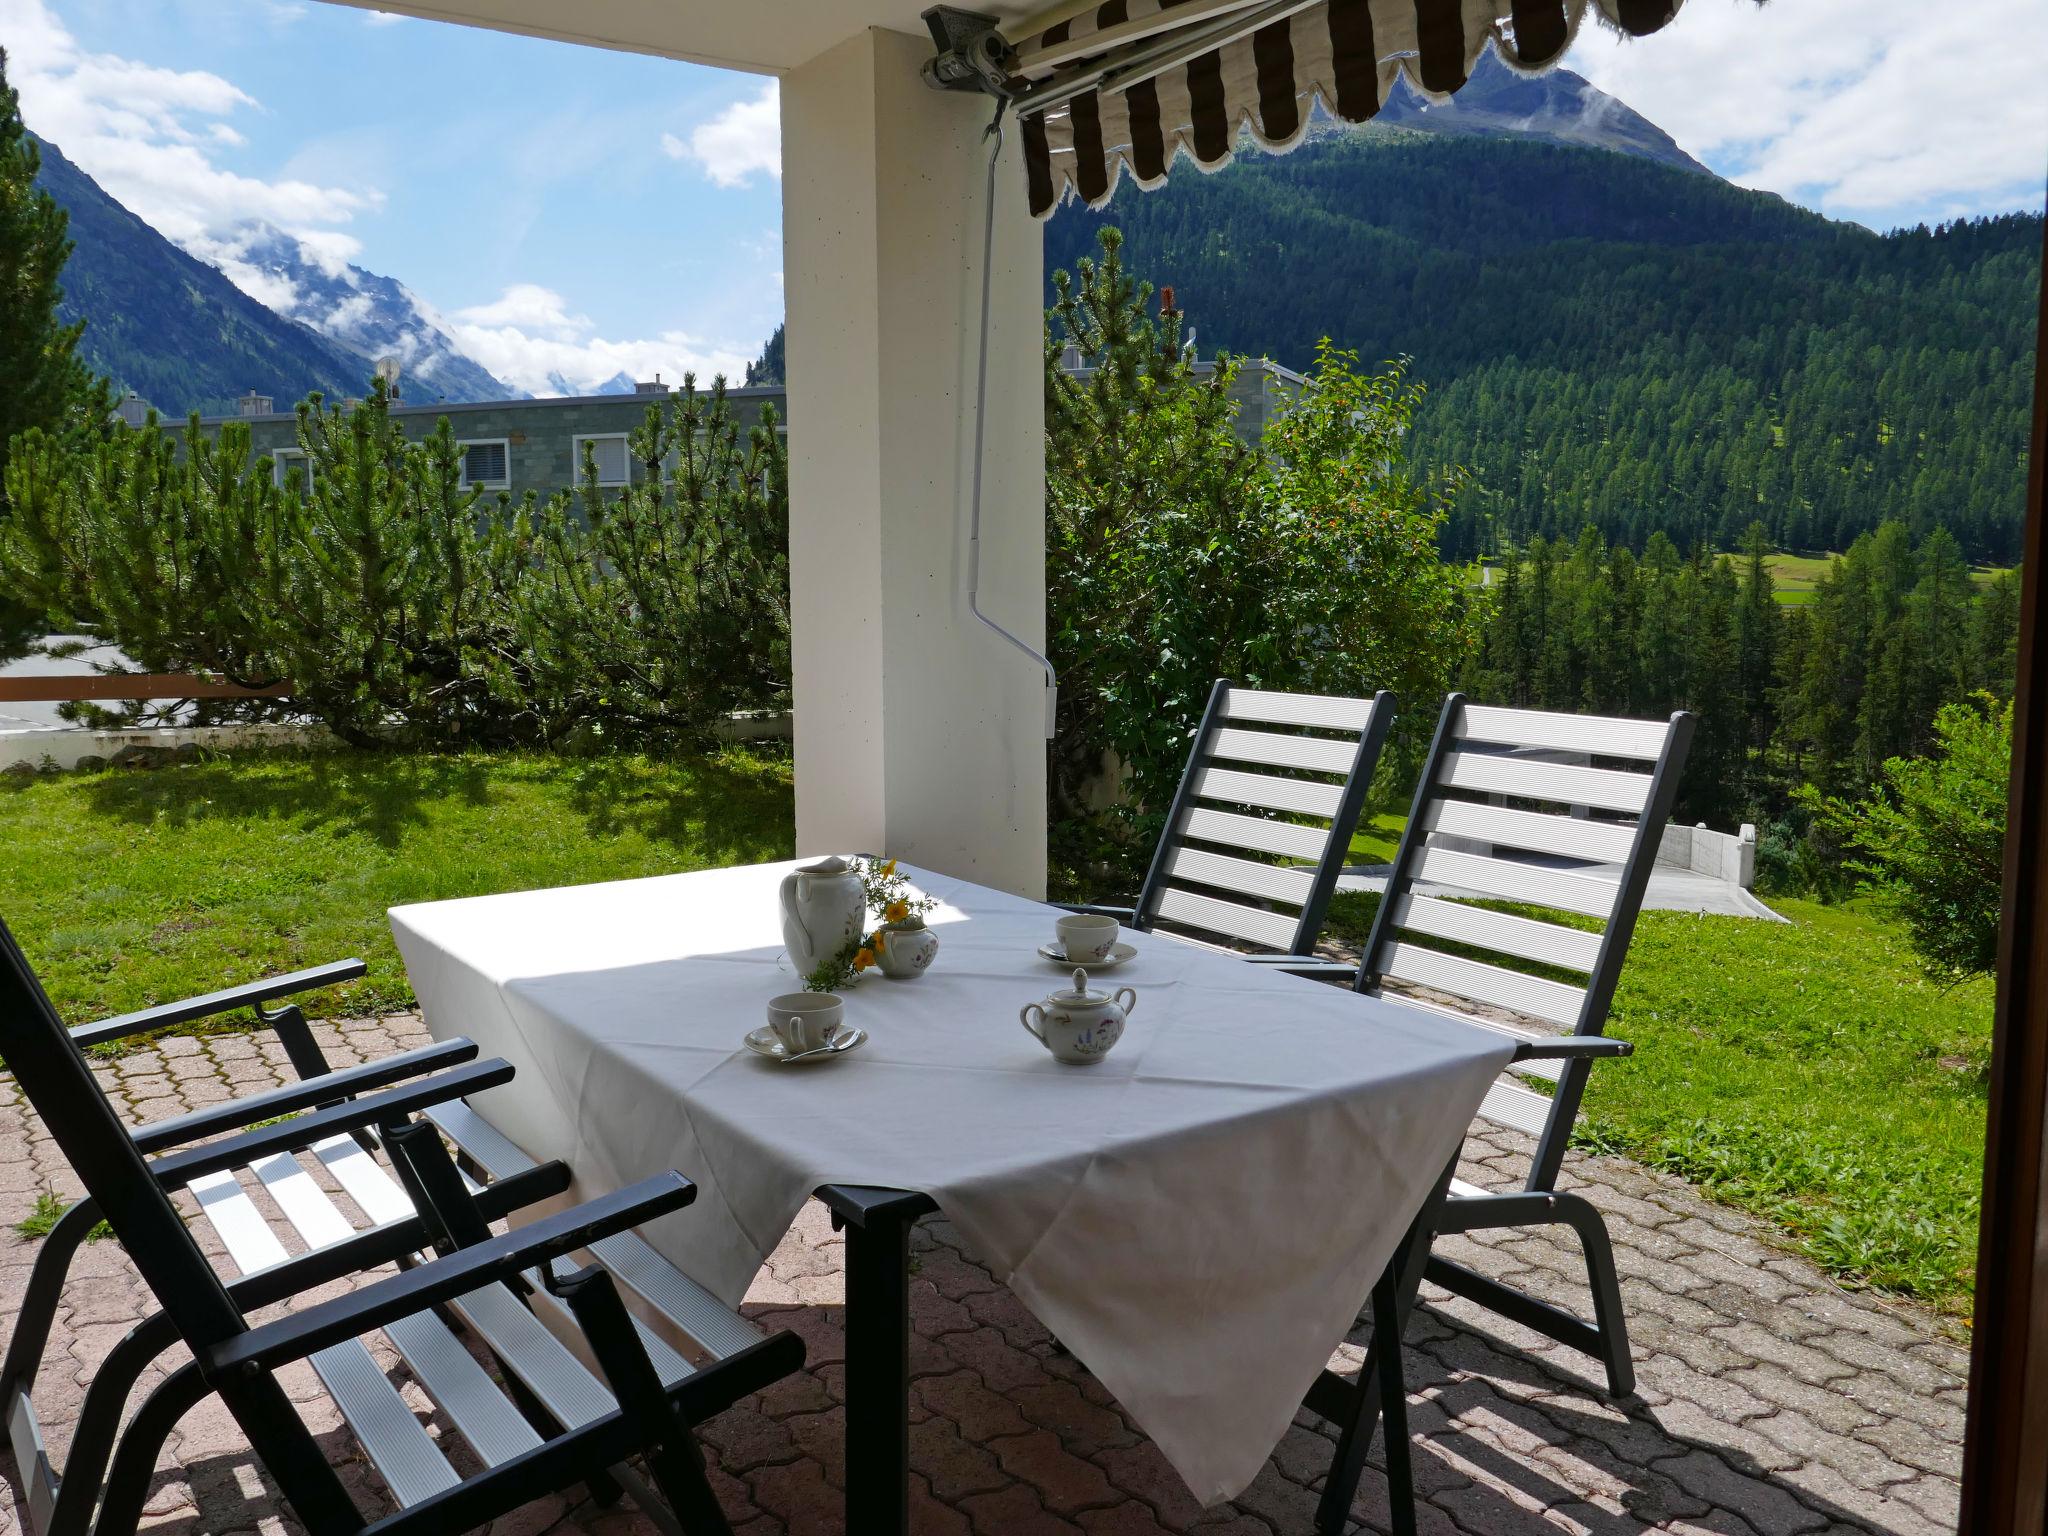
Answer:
799, 855, 854, 875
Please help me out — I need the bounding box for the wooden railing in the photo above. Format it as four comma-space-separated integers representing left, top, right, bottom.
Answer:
0, 675, 291, 703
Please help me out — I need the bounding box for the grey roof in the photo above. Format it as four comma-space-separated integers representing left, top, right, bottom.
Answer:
198, 382, 787, 427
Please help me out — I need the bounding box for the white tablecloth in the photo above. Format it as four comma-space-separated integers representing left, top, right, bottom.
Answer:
390, 860, 1513, 1504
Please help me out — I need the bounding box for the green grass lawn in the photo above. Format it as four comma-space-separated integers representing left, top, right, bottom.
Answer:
1329, 891, 1990, 1314
0, 748, 794, 1029
1346, 815, 1406, 865
1765, 551, 2012, 606
3, 750, 1990, 1315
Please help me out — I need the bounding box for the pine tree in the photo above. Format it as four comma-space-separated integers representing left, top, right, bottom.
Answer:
1969, 569, 2022, 697
1734, 521, 1779, 778
0, 47, 108, 503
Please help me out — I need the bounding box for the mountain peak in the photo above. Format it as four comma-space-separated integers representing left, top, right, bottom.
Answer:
197, 224, 514, 404
1362, 49, 1711, 177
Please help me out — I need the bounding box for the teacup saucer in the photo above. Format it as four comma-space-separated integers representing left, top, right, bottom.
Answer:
1037, 941, 1138, 969
744, 1025, 868, 1064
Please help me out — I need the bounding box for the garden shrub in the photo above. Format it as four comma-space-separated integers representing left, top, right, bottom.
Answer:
1045, 228, 1476, 884
0, 375, 788, 750
1805, 694, 2011, 979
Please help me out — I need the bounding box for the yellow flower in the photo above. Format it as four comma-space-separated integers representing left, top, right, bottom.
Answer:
880, 859, 898, 877
853, 948, 876, 971
884, 899, 909, 924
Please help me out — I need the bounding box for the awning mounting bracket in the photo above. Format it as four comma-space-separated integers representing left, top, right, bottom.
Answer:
921, 7, 1019, 96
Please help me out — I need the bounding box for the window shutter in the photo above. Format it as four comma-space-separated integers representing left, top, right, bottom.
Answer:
464, 442, 508, 486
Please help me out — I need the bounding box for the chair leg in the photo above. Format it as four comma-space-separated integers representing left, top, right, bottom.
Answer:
47, 1315, 181, 1536
545, 1262, 734, 1535
90, 1363, 211, 1536
1555, 1192, 1634, 1398
1317, 1333, 1387, 1536
1312, 1158, 1457, 1535
1431, 1190, 1635, 1398
1372, 1267, 1416, 1536
1, 1198, 103, 1404
640, 1435, 735, 1536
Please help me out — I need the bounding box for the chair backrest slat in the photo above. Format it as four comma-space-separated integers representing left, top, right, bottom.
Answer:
1153, 886, 1301, 950
1133, 681, 1396, 955
1391, 892, 1604, 973
1439, 750, 1653, 815
1457, 704, 1672, 761
1218, 687, 1380, 731
1420, 797, 1639, 864
1208, 727, 1362, 776
1411, 845, 1621, 920
1189, 764, 1346, 820
1381, 940, 1587, 1028
1163, 846, 1318, 907
1180, 807, 1330, 862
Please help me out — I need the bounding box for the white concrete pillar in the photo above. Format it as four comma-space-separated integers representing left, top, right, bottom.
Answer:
780, 28, 1047, 897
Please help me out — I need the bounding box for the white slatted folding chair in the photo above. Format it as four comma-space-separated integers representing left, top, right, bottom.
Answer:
1065, 678, 1397, 956
1299, 693, 1694, 1394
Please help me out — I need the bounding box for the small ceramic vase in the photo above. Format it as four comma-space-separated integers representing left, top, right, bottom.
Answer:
876, 919, 939, 979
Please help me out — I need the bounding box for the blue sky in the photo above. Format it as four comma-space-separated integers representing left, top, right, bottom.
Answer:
5, 0, 2045, 395
7, 0, 786, 391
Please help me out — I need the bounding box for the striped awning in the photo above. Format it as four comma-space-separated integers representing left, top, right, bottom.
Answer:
1012, 0, 1687, 217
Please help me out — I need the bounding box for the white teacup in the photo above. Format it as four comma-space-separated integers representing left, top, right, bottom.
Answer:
766, 993, 844, 1054
1055, 913, 1120, 964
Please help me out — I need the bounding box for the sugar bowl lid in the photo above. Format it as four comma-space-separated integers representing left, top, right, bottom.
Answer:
1053, 967, 1112, 1004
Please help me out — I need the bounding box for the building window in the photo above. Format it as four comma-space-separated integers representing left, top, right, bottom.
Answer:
459, 439, 511, 490
573, 433, 631, 488
273, 450, 311, 496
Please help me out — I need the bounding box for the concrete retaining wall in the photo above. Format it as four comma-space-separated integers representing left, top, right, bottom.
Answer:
1658, 821, 1758, 889
0, 710, 793, 773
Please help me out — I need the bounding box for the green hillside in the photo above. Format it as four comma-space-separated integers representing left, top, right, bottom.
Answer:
33, 133, 365, 417
1045, 129, 2042, 564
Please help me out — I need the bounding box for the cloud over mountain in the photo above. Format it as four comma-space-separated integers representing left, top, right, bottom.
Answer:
448, 284, 754, 398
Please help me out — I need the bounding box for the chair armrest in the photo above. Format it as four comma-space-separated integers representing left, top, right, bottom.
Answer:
69, 960, 369, 1049
147, 1058, 514, 1187
203, 1173, 696, 1376
131, 1038, 480, 1154
1510, 1036, 1633, 1063
1054, 904, 1136, 920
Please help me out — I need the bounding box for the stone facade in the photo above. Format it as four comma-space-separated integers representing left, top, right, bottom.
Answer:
198, 383, 792, 505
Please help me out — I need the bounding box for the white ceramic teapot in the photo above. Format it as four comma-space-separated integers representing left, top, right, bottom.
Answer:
1020, 969, 1136, 1065
779, 856, 867, 976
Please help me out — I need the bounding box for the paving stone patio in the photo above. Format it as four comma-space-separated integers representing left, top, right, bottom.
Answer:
1, 1014, 1966, 1536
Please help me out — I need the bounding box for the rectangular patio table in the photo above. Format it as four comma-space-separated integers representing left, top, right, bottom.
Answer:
390, 859, 1514, 1528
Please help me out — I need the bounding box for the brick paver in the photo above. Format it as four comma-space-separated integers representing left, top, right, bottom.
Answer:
0, 1016, 1965, 1535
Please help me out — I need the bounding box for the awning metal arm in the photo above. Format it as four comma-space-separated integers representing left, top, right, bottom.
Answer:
1012, 0, 1327, 114
962, 95, 1058, 738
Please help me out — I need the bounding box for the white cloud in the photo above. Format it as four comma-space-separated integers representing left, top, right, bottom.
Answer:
449, 284, 755, 397
1568, 0, 2048, 225
1, 0, 378, 246
363, 10, 408, 24
665, 81, 780, 188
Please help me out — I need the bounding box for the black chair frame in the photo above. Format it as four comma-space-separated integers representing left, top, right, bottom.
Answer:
0, 921, 801, 1536
1286, 693, 1693, 1415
